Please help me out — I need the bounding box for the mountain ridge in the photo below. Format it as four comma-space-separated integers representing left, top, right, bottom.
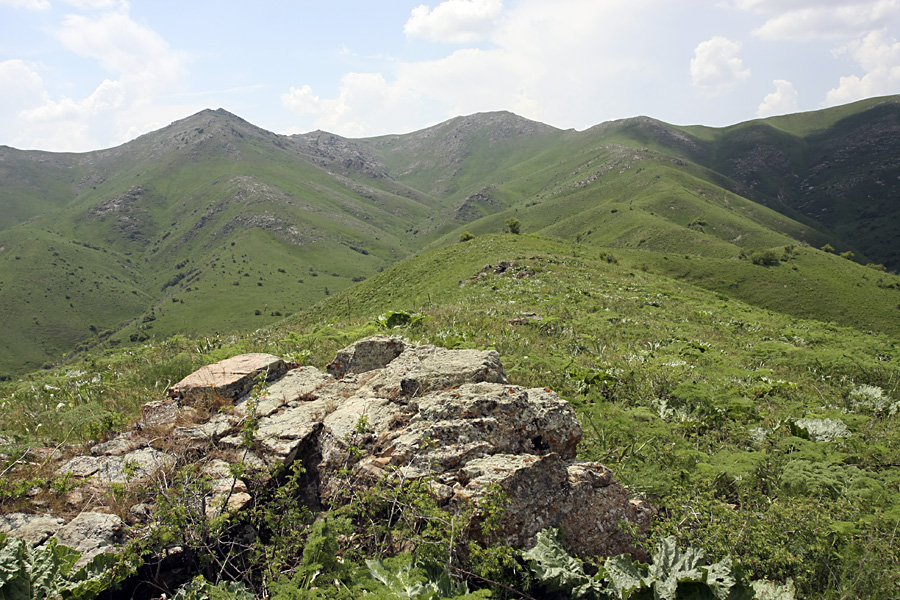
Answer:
1, 97, 899, 377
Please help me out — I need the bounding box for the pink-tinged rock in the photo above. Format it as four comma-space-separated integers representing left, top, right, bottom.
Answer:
167, 353, 287, 402
558, 462, 655, 559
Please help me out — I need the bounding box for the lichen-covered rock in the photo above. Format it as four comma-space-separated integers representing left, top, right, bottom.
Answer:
0, 513, 64, 547
366, 382, 581, 479
559, 462, 655, 558
445, 454, 652, 558
52, 512, 125, 567
201, 459, 252, 517
0, 511, 125, 568
90, 432, 145, 456
5, 336, 650, 566
326, 335, 409, 378
362, 343, 508, 399
58, 447, 175, 485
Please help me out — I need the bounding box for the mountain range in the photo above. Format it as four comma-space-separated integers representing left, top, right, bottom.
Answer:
1, 95, 899, 377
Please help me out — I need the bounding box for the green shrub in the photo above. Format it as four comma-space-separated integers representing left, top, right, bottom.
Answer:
750, 248, 781, 267
459, 232, 475, 243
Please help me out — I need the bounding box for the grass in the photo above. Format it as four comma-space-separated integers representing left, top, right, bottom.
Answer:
3, 97, 900, 385
2, 98, 900, 597
2, 233, 899, 597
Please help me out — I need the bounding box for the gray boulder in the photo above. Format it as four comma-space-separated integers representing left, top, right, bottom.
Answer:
52, 512, 125, 567
4, 336, 651, 565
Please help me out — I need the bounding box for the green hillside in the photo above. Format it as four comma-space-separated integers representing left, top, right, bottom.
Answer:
680, 95, 900, 268
2, 233, 897, 598
2, 98, 900, 377
0, 110, 440, 376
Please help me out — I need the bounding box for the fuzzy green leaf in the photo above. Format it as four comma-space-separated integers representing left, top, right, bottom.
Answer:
701, 557, 749, 600
523, 529, 605, 599
647, 537, 706, 600
604, 555, 646, 599
750, 579, 796, 600
0, 535, 127, 600
367, 555, 430, 599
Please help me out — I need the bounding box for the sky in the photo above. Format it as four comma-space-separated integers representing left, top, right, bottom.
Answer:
2, 0, 900, 152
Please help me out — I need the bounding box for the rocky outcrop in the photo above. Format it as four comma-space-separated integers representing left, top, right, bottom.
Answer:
5, 336, 651, 565
0, 512, 124, 568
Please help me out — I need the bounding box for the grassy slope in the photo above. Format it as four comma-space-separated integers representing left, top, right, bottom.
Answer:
0, 113, 437, 377
0, 227, 149, 374
407, 123, 896, 337
3, 99, 900, 378
285, 234, 900, 597
0, 148, 89, 232
678, 95, 900, 269
620, 246, 900, 338
3, 233, 897, 597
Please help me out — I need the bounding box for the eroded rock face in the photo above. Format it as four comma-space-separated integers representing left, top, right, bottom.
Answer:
0, 512, 124, 568
5, 336, 651, 564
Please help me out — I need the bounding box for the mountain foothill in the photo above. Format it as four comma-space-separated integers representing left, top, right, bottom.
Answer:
1, 96, 899, 377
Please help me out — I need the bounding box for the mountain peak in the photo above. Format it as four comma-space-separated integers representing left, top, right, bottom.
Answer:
118, 107, 280, 162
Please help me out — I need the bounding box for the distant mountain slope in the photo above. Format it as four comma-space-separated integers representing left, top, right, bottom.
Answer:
2, 98, 899, 377
680, 95, 900, 269
362, 111, 563, 199
0, 109, 441, 376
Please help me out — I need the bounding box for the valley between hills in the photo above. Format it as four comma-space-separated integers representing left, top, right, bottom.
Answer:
0, 96, 899, 598
1, 95, 899, 377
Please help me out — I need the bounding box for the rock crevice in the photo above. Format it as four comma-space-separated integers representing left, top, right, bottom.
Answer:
8, 335, 652, 565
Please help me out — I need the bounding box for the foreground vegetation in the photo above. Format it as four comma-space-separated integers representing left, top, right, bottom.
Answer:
1, 234, 898, 598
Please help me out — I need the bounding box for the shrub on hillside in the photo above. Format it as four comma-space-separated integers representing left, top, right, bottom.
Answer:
750, 248, 781, 267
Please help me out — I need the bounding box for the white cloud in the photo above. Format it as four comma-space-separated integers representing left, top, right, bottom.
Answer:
734, 0, 900, 41
1, 3, 189, 150
0, 0, 51, 9
690, 36, 751, 94
63, 0, 124, 8
757, 79, 799, 116
282, 85, 321, 116
283, 73, 423, 137
825, 29, 900, 104
55, 11, 183, 81
22, 9, 185, 123
405, 0, 503, 44
284, 0, 662, 137
0, 60, 47, 135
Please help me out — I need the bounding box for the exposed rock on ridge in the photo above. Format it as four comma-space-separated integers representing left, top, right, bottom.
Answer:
6, 336, 651, 567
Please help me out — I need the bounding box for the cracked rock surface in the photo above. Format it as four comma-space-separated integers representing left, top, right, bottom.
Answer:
7, 335, 652, 563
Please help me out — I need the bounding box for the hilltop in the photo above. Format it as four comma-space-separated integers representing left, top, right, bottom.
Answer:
1, 233, 897, 598
1, 97, 900, 376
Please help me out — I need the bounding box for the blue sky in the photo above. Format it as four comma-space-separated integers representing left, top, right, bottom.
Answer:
2, 0, 900, 151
